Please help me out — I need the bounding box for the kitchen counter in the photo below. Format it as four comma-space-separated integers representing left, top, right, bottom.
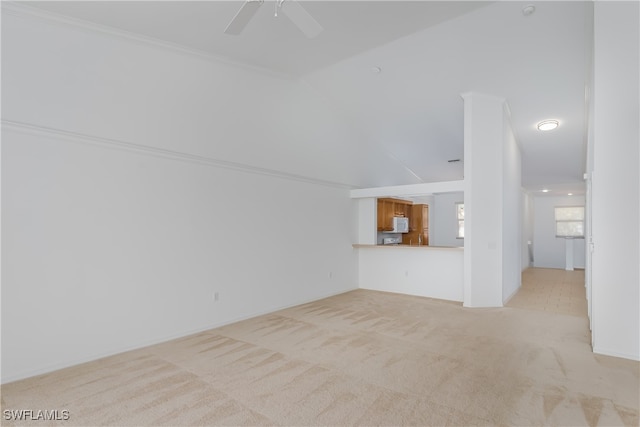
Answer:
352, 244, 463, 250
354, 243, 464, 302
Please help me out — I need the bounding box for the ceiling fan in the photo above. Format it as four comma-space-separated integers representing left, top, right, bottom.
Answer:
224, 0, 324, 38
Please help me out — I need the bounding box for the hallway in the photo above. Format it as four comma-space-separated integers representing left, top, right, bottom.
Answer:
507, 268, 587, 317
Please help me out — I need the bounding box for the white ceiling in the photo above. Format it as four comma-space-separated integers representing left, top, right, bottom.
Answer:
23, 0, 590, 196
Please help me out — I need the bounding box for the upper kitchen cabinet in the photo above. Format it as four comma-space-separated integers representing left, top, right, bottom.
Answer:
377, 198, 412, 231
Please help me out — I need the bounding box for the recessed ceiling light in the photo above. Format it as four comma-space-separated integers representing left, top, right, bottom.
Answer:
522, 5, 536, 16
542, 189, 550, 193
537, 120, 559, 131
568, 193, 573, 196
371, 66, 382, 74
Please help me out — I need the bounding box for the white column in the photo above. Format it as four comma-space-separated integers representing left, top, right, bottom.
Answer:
462, 92, 523, 307
462, 93, 505, 308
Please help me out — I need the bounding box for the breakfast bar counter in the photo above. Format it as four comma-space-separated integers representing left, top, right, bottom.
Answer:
353, 243, 464, 302
352, 244, 463, 250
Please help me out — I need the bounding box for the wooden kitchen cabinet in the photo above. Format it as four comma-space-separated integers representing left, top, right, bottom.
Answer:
377, 198, 412, 231
402, 204, 429, 245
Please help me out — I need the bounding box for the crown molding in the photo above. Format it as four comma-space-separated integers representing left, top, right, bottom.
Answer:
1, 119, 356, 190
1, 1, 293, 81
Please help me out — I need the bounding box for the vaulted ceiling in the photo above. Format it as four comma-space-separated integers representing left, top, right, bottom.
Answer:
22, 1, 591, 196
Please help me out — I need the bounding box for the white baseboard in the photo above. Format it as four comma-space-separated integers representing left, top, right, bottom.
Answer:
502, 283, 522, 305
593, 346, 640, 362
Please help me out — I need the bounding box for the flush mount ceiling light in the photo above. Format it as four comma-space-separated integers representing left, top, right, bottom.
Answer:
537, 120, 559, 131
542, 189, 550, 193
568, 193, 573, 196
522, 4, 536, 16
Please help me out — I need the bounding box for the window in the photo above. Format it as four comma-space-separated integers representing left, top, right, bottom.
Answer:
555, 206, 584, 238
456, 202, 464, 238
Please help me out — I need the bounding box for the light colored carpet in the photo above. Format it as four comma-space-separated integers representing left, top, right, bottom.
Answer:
2, 269, 638, 426
507, 268, 588, 317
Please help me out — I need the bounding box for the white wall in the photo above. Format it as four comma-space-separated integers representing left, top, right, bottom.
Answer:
358, 247, 464, 302
1, 9, 359, 382
356, 198, 377, 245
533, 195, 586, 270
584, 1, 595, 328
590, 1, 639, 361
430, 192, 464, 247
521, 191, 534, 271
1, 5, 415, 190
501, 111, 522, 303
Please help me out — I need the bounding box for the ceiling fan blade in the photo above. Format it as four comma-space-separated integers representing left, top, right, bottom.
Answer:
280, 0, 323, 38
224, 0, 264, 35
